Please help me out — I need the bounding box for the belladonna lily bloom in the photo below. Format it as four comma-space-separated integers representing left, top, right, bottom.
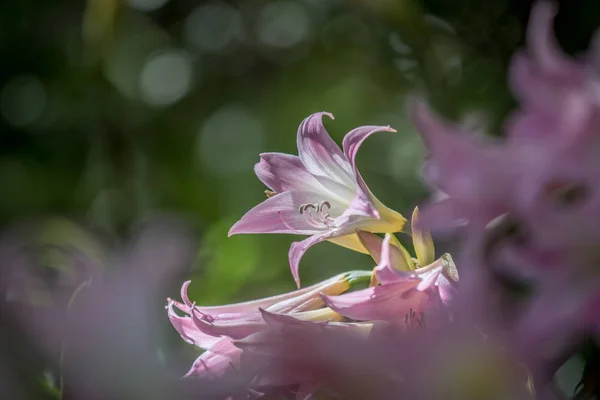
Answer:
323, 208, 459, 325
228, 112, 407, 287
409, 100, 517, 233
502, 0, 600, 272
166, 270, 371, 379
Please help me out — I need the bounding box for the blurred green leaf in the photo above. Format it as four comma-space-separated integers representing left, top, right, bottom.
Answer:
189, 217, 260, 304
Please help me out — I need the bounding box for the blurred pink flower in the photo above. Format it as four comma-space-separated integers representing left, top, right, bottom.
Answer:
409, 100, 517, 232
235, 310, 534, 400
228, 112, 406, 287
503, 1, 600, 274
407, 3, 600, 381
411, 1, 600, 276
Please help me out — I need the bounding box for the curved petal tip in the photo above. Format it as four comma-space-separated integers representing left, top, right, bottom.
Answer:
227, 223, 239, 237
181, 280, 193, 307
289, 241, 304, 289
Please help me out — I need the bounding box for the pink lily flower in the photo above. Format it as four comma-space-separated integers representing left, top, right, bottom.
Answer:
167, 271, 370, 379
323, 212, 458, 325
228, 112, 407, 287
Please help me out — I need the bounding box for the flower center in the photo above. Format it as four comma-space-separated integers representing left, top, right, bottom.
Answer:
299, 201, 336, 229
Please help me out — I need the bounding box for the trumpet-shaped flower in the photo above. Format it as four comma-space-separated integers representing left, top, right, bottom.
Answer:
166, 271, 371, 379
407, 3, 600, 380
323, 209, 458, 325
502, 1, 600, 271
228, 112, 407, 287
410, 100, 517, 232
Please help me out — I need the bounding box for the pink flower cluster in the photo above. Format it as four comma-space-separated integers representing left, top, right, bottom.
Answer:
167, 2, 600, 398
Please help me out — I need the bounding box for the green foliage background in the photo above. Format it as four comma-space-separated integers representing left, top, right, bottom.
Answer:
2, 0, 600, 396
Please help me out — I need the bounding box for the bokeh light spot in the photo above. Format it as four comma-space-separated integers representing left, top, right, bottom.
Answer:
256, 1, 310, 49
198, 105, 265, 177
184, 2, 243, 52
139, 49, 194, 107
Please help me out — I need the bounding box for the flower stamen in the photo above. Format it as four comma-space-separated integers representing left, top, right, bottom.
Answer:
299, 201, 336, 229
404, 308, 426, 331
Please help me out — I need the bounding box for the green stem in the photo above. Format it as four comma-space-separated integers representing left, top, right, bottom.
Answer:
345, 270, 374, 286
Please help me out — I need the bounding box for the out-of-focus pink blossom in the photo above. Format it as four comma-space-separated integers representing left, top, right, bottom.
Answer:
410, 100, 517, 232
234, 310, 534, 400
411, 0, 600, 292
407, 2, 600, 384
228, 112, 407, 287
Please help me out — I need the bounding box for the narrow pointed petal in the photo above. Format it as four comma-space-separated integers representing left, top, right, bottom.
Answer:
178, 272, 361, 317
191, 310, 266, 339
410, 100, 485, 195
294, 307, 344, 322
436, 273, 458, 307
374, 234, 413, 284
322, 280, 423, 322
341, 124, 397, 220
413, 100, 515, 228
412, 207, 435, 267
507, 53, 568, 116
356, 230, 412, 275
254, 152, 326, 193
389, 233, 416, 270
166, 300, 221, 350
356, 230, 385, 264
433, 254, 459, 306
265, 272, 357, 314
296, 112, 354, 185
351, 202, 407, 234
232, 330, 275, 354
188, 305, 343, 341
260, 308, 332, 329
289, 233, 334, 288
228, 191, 328, 236
373, 234, 402, 284
410, 102, 515, 229
527, 1, 584, 80
184, 337, 240, 378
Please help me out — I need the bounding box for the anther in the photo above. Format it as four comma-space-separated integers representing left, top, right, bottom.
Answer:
298, 201, 335, 229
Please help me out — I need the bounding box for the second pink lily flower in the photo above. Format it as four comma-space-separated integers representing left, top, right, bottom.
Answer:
324, 208, 459, 326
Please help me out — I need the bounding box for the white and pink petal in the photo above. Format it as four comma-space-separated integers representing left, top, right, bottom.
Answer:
228, 191, 334, 236
297, 112, 354, 186
254, 152, 326, 194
